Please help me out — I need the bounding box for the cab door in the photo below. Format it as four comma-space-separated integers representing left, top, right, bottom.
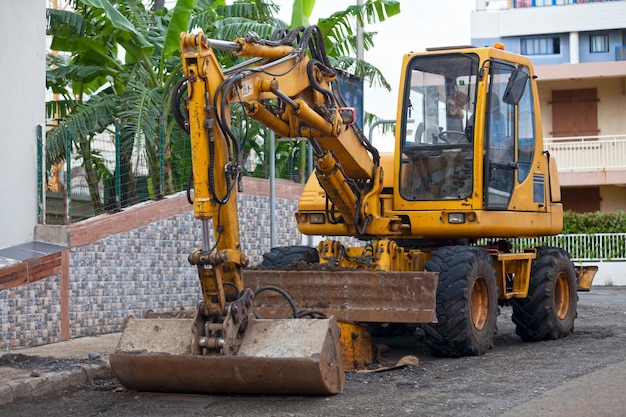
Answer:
484, 62, 532, 210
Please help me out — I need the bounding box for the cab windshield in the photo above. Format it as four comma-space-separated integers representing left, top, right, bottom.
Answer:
400, 53, 479, 201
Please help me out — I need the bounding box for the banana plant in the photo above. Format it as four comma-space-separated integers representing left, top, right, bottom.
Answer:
45, 0, 401, 220
46, 0, 197, 213
285, 0, 400, 182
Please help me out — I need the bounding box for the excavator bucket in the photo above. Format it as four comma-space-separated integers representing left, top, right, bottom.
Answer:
576, 265, 599, 291
110, 269, 436, 395
110, 315, 344, 395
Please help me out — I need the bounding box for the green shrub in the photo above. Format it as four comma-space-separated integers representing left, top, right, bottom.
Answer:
563, 210, 626, 234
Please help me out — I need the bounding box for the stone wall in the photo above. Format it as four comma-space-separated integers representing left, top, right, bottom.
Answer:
0, 276, 63, 349
0, 178, 306, 350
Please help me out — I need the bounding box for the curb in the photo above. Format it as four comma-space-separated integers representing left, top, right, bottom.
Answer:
0, 362, 111, 405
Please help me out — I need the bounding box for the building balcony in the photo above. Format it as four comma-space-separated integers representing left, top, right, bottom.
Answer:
544, 134, 626, 186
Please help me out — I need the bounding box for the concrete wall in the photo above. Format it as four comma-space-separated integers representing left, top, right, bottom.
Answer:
0, 2, 45, 248
579, 262, 626, 287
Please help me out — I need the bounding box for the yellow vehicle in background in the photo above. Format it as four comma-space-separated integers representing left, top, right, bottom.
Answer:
110, 26, 594, 396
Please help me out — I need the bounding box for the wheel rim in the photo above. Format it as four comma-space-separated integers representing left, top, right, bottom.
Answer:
554, 271, 571, 320
471, 277, 489, 330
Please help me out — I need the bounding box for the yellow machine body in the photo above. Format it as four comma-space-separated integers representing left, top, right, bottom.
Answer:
111, 27, 595, 396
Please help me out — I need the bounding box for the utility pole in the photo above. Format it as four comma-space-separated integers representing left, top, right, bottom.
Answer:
356, 0, 364, 60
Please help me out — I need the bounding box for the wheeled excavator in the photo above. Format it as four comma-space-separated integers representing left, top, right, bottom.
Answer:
110, 26, 596, 395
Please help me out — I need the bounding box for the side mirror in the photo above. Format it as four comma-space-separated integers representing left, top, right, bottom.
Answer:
502, 68, 529, 105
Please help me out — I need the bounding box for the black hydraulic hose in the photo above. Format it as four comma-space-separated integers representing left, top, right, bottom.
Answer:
170, 76, 195, 204
270, 26, 303, 46
206, 125, 231, 205
205, 76, 246, 205
295, 310, 328, 319
253, 285, 299, 319
307, 59, 335, 108
171, 76, 190, 134
215, 76, 246, 167
186, 169, 194, 205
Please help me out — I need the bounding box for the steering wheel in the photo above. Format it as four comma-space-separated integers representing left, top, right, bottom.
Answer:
438, 130, 468, 144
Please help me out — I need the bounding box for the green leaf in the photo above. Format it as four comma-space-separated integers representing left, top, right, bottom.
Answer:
291, 0, 316, 28
46, 8, 86, 38
162, 0, 198, 59
81, 0, 153, 51
46, 95, 117, 164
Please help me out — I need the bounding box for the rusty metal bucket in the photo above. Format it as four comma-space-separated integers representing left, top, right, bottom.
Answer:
244, 269, 439, 323
110, 316, 344, 395
576, 265, 599, 291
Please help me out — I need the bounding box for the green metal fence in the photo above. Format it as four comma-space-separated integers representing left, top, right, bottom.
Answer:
38, 123, 311, 225
39, 122, 192, 225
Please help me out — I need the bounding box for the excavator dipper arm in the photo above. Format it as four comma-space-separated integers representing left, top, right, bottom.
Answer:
110, 27, 354, 396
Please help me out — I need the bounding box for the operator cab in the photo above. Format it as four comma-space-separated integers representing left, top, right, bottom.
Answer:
398, 48, 536, 211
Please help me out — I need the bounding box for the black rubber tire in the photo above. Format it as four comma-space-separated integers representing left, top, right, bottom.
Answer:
260, 246, 319, 267
511, 247, 577, 342
423, 246, 498, 357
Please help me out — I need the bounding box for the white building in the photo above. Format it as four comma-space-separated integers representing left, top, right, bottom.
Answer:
472, 0, 626, 213
0, 2, 46, 249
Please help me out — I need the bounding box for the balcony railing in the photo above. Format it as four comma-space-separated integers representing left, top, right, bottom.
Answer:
544, 135, 626, 171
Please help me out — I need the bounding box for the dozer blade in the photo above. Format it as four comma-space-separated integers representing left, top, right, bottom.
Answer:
110, 316, 344, 395
244, 270, 438, 323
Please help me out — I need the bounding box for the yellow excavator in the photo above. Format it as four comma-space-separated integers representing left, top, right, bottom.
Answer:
109, 26, 595, 395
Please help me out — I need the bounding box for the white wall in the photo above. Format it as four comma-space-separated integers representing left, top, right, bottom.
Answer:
579, 262, 626, 287
0, 2, 45, 248
471, 2, 626, 38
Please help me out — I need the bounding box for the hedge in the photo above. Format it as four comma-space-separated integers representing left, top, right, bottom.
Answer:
563, 211, 626, 234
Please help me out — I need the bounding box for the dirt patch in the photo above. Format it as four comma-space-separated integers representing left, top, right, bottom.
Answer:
0, 353, 103, 374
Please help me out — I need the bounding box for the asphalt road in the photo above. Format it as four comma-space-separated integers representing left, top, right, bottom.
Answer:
2, 287, 626, 417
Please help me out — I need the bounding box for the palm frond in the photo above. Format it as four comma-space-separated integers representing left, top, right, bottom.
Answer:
317, 0, 399, 56
46, 100, 76, 122
117, 77, 163, 160
46, 95, 117, 164
220, 0, 279, 22
212, 16, 281, 41
46, 8, 86, 38
329, 55, 390, 90
189, 0, 220, 32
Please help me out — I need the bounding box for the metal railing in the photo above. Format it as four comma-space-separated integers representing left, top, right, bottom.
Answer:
508, 233, 626, 262
40, 123, 190, 225
544, 134, 626, 171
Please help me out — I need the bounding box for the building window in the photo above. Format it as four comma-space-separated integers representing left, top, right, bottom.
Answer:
513, 0, 607, 7
520, 37, 561, 55
590, 34, 609, 53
